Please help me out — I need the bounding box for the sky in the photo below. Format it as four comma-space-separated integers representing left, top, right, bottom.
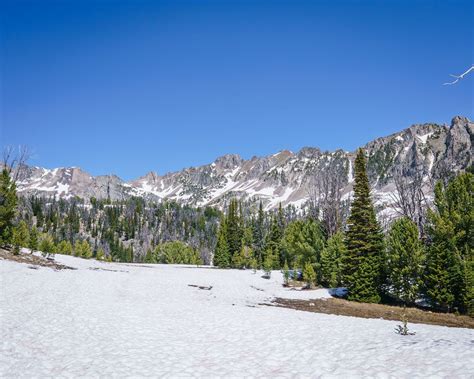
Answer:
1, 0, 473, 180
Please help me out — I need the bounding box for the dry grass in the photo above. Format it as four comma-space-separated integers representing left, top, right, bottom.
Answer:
0, 248, 75, 270
271, 297, 474, 329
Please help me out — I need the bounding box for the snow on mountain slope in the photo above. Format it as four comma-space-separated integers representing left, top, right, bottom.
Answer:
14, 116, 474, 211
1, 255, 472, 377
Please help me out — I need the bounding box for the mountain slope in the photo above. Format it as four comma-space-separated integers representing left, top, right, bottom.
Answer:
15, 116, 473, 211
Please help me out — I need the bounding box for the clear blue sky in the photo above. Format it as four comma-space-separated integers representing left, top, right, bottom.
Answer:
1, 0, 473, 180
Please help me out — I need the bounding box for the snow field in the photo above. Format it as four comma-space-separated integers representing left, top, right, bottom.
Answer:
1, 254, 473, 377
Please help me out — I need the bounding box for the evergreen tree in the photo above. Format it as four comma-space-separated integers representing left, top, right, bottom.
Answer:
125, 245, 133, 262
57, 240, 73, 255
252, 201, 265, 265
265, 215, 284, 267
263, 251, 274, 278
320, 232, 346, 288
281, 219, 324, 271
0, 169, 17, 246
283, 260, 290, 286
82, 240, 93, 259
96, 247, 105, 260
303, 261, 317, 288
343, 148, 384, 303
144, 248, 155, 263
213, 217, 230, 267
425, 173, 473, 313
12, 220, 30, 254
276, 203, 285, 234
385, 217, 424, 305
226, 199, 243, 259
29, 226, 39, 253
249, 257, 258, 273
74, 240, 83, 257
39, 234, 56, 256
232, 245, 252, 269
154, 241, 201, 264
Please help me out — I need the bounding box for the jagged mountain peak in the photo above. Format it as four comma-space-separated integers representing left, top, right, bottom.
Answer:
213, 154, 244, 169
15, 117, 473, 212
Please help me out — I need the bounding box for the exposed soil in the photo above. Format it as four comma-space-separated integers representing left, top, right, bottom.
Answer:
270, 297, 474, 329
0, 248, 75, 271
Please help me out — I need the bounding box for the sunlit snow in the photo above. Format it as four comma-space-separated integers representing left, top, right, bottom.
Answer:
1, 254, 472, 377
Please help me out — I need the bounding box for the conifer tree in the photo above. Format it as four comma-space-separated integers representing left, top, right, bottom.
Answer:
252, 201, 265, 265
343, 148, 384, 303
265, 215, 284, 267
144, 248, 155, 263
249, 257, 258, 273
39, 234, 56, 256
82, 240, 93, 259
281, 219, 324, 271
214, 217, 230, 267
12, 220, 29, 254
57, 240, 73, 255
303, 262, 317, 288
29, 226, 39, 253
232, 245, 252, 269
74, 240, 83, 257
125, 245, 133, 262
226, 199, 242, 259
385, 217, 424, 305
425, 173, 473, 313
320, 231, 346, 288
277, 203, 285, 233
0, 169, 17, 246
283, 260, 290, 286
263, 250, 274, 278
96, 247, 105, 261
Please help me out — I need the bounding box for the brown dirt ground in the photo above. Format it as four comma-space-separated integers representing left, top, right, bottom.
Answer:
0, 248, 75, 270
270, 297, 474, 329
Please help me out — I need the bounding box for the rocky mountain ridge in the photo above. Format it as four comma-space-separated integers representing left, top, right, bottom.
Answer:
14, 116, 473, 213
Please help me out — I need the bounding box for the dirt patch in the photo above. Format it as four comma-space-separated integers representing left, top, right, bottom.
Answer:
0, 248, 75, 271
270, 297, 474, 329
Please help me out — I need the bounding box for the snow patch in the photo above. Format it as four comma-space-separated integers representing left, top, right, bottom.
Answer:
0, 256, 472, 377
417, 132, 433, 144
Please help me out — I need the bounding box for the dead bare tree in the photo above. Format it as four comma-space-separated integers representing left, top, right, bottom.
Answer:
308, 165, 346, 236
443, 64, 474, 85
389, 166, 430, 237
2, 146, 31, 183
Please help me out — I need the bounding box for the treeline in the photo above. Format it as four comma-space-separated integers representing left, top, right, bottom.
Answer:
212, 150, 473, 315
8, 193, 222, 264
3, 182, 298, 265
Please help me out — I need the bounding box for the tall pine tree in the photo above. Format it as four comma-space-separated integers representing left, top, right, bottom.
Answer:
320, 231, 346, 288
424, 173, 473, 314
226, 199, 242, 260
385, 217, 424, 305
252, 201, 265, 266
0, 169, 18, 246
213, 216, 230, 267
343, 149, 384, 303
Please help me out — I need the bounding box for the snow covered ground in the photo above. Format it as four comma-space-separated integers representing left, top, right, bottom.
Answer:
1, 254, 473, 377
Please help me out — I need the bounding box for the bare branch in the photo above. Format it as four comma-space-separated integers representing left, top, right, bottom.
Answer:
2, 145, 31, 183
307, 160, 347, 236
389, 166, 429, 237
443, 64, 474, 85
